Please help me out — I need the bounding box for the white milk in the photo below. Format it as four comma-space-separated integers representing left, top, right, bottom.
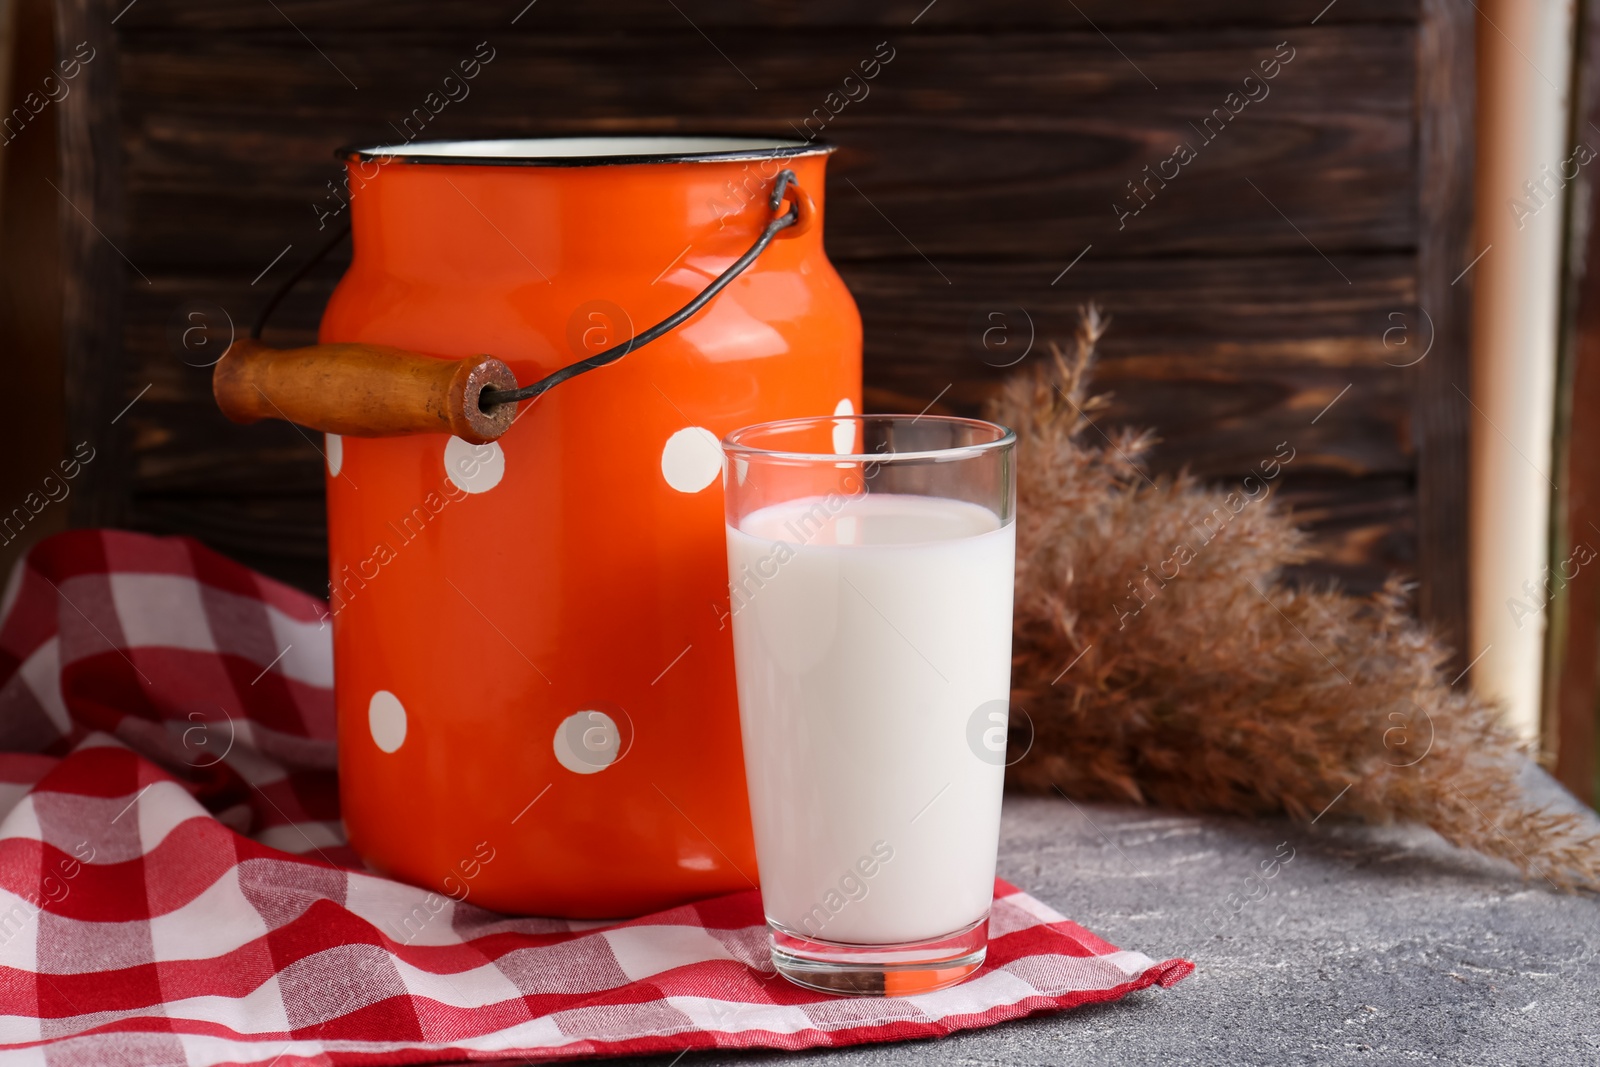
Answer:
727, 492, 1015, 945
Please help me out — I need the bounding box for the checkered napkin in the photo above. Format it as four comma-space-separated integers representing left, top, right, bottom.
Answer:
0, 530, 1192, 1065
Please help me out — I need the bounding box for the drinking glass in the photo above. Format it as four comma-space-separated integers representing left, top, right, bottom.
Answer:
721, 414, 1017, 996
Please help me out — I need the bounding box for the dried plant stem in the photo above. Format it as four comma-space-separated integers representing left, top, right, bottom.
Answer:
991, 304, 1600, 891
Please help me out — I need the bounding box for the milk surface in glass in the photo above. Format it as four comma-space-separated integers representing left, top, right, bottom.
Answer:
727, 491, 1014, 945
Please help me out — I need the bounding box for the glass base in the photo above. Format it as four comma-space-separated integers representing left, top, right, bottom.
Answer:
768, 915, 988, 997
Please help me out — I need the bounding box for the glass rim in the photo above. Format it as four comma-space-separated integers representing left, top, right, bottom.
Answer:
722, 414, 1017, 464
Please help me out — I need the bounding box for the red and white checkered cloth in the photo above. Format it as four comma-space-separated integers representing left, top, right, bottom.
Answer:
0, 530, 1191, 1065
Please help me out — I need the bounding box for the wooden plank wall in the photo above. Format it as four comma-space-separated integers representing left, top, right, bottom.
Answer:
59, 0, 1473, 649
1548, 0, 1600, 805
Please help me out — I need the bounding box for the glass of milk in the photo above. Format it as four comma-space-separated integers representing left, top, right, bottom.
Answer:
722, 414, 1016, 996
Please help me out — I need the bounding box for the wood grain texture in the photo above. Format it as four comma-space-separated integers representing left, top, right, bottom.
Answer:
62, 0, 1462, 617
844, 255, 1417, 479
120, 253, 1421, 594
1412, 0, 1474, 658
53, 0, 127, 526
124, 257, 1417, 477
130, 492, 330, 595
113, 29, 1415, 268
1546, 0, 1600, 805
212, 340, 516, 443
112, 0, 1418, 33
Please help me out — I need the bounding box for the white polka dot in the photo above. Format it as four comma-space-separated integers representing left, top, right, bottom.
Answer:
325, 434, 343, 477
444, 437, 504, 494
368, 690, 407, 753
661, 427, 723, 493
832, 398, 857, 455
553, 710, 620, 774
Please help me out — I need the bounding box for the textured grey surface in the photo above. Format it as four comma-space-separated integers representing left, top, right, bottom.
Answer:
615, 769, 1600, 1067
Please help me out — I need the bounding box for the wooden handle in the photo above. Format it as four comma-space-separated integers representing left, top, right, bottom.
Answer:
213, 339, 517, 444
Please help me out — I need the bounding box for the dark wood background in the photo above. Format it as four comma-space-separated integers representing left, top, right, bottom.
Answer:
1550, 0, 1600, 804
53, 0, 1475, 652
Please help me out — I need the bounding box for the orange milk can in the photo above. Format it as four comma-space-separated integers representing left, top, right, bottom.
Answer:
214, 137, 862, 917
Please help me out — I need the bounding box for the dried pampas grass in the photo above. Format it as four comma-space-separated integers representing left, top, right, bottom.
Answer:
991, 304, 1600, 891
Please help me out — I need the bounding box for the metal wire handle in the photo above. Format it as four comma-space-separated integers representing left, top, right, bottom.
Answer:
477, 168, 804, 411
249, 169, 806, 415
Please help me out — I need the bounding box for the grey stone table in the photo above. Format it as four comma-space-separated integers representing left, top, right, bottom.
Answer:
614, 767, 1600, 1067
